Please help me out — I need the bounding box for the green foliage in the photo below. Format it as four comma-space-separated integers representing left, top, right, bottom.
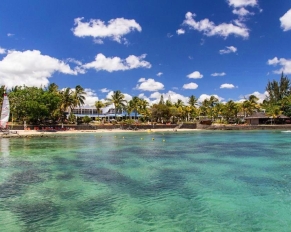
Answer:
6, 84, 86, 125
68, 112, 76, 124
82, 115, 92, 124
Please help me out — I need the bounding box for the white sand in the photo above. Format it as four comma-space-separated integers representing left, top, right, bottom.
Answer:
8, 128, 200, 136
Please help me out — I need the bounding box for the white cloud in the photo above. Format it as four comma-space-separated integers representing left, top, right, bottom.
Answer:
7, 33, 14, 37
72, 17, 141, 44
183, 82, 198, 89
149, 91, 189, 105
136, 78, 164, 91
0, 50, 80, 89
187, 71, 203, 79
138, 93, 152, 104
106, 91, 132, 102
211, 72, 226, 76
220, 83, 236, 89
239, 91, 268, 103
67, 58, 82, 66
198, 94, 224, 103
183, 12, 249, 38
0, 47, 6, 54
93, 39, 104, 44
176, 29, 185, 35
167, 33, 173, 38
219, 46, 237, 54
280, 9, 291, 31
100, 88, 110, 93
267, 57, 291, 74
83, 88, 99, 106
83, 53, 151, 72
156, 72, 163, 76
227, 0, 258, 8
232, 7, 253, 17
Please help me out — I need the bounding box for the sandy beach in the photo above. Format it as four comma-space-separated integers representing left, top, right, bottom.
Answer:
0, 128, 201, 138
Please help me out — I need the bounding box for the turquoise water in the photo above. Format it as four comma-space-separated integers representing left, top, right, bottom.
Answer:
1, 131, 291, 231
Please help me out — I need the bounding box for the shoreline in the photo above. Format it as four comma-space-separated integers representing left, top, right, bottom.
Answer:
2, 124, 291, 138
0, 128, 201, 138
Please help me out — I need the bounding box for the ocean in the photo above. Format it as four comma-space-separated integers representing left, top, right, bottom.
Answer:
1, 131, 291, 231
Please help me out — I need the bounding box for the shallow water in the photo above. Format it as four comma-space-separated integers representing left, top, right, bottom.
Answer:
1, 131, 291, 231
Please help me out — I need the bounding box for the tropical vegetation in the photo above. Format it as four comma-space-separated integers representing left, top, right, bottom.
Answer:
1, 73, 291, 125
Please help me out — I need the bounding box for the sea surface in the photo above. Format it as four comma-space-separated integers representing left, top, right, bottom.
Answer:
0, 130, 291, 231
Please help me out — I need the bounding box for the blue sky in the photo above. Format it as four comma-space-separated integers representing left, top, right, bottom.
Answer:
0, 0, 291, 106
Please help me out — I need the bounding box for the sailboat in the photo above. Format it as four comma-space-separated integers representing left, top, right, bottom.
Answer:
0, 93, 10, 130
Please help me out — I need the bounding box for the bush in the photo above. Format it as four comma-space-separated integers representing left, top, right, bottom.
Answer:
82, 116, 92, 124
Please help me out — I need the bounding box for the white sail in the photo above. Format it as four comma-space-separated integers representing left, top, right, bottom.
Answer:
0, 94, 10, 129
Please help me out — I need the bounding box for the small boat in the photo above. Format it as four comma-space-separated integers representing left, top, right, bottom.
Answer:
281, 130, 291, 133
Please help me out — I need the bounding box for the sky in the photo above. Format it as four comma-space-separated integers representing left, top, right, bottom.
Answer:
0, 0, 291, 106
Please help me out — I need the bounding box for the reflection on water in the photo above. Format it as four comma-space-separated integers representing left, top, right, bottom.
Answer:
0, 131, 291, 231
0, 138, 10, 157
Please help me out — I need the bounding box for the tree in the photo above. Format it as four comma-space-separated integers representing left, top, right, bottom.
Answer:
266, 72, 290, 103
94, 100, 105, 118
73, 85, 86, 107
188, 95, 198, 108
124, 101, 134, 119
131, 96, 140, 119
105, 90, 127, 119
83, 115, 92, 124
159, 95, 165, 105
265, 104, 282, 125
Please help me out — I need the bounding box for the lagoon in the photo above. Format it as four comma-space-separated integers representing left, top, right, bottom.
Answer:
1, 131, 291, 231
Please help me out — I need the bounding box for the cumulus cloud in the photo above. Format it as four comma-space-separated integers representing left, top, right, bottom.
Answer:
183, 82, 198, 89
138, 93, 152, 104
232, 7, 253, 17
187, 71, 203, 79
227, 0, 258, 8
83, 53, 151, 72
267, 57, 291, 74
182, 12, 249, 38
156, 72, 163, 76
0, 50, 80, 89
0, 47, 6, 54
136, 78, 164, 91
93, 39, 104, 44
280, 9, 291, 31
239, 91, 268, 103
220, 83, 236, 89
176, 29, 185, 35
66, 58, 82, 66
149, 91, 189, 105
72, 17, 141, 44
219, 46, 237, 54
198, 94, 224, 103
211, 72, 226, 76
83, 88, 99, 106
100, 88, 110, 93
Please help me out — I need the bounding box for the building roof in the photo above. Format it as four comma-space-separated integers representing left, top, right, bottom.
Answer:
245, 112, 269, 119
278, 114, 290, 119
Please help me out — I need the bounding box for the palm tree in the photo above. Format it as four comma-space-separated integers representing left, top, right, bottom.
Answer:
105, 90, 127, 119
73, 85, 86, 107
131, 96, 140, 120
188, 95, 198, 108
60, 88, 74, 112
138, 99, 149, 120
124, 101, 134, 120
94, 100, 105, 118
265, 104, 282, 125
